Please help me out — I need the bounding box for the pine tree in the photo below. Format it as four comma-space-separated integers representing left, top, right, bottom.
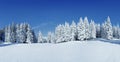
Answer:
5, 25, 12, 42
19, 23, 26, 43
101, 23, 106, 38
5, 25, 9, 42
64, 22, 71, 42
47, 32, 55, 43
90, 20, 96, 39
70, 21, 77, 41
105, 16, 113, 39
77, 17, 85, 40
38, 31, 43, 43
5, 24, 16, 43
16, 24, 21, 43
10, 31, 16, 43
26, 24, 34, 43
10, 22, 16, 43
32, 30, 37, 43
55, 24, 64, 43
50, 32, 55, 43
84, 17, 90, 40
5, 26, 8, 42
4, 16, 120, 44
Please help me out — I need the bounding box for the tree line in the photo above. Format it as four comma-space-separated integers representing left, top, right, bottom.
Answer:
0, 16, 120, 44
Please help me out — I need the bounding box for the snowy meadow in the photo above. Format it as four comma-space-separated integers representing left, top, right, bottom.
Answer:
0, 16, 120, 62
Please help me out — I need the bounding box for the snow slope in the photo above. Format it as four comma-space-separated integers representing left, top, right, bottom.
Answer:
0, 40, 120, 62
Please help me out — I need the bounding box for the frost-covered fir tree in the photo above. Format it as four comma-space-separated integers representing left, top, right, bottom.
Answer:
50, 33, 55, 43
19, 23, 26, 43
47, 32, 55, 43
55, 24, 64, 43
90, 20, 96, 39
70, 21, 77, 41
63, 22, 71, 42
5, 25, 11, 42
26, 24, 34, 43
101, 23, 106, 38
4, 22, 35, 43
5, 26, 8, 42
5, 24, 16, 43
104, 16, 113, 39
10, 31, 16, 43
84, 17, 90, 40
77, 17, 85, 40
10, 22, 16, 43
8, 25, 12, 42
38, 31, 43, 43
16, 24, 21, 43
32, 30, 37, 43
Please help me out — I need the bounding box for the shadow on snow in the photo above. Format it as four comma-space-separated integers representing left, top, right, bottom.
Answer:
0, 43, 16, 47
98, 38, 120, 45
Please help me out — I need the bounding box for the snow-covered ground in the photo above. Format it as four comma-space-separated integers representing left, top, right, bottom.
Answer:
0, 40, 120, 62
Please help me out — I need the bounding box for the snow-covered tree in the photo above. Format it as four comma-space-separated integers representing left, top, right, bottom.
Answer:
70, 21, 77, 41
63, 22, 71, 42
84, 17, 90, 40
32, 30, 37, 43
55, 24, 64, 43
5, 24, 16, 43
47, 32, 55, 43
10, 31, 16, 43
16, 24, 21, 43
38, 31, 43, 43
101, 16, 113, 39
77, 17, 85, 40
50, 33, 55, 43
5, 25, 11, 42
4, 22, 36, 43
3, 16, 120, 44
19, 23, 26, 43
10, 22, 16, 43
104, 16, 113, 39
26, 24, 34, 43
114, 25, 120, 39
5, 26, 8, 42
90, 20, 96, 39
101, 23, 106, 38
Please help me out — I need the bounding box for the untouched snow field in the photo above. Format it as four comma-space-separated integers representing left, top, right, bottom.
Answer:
0, 40, 120, 62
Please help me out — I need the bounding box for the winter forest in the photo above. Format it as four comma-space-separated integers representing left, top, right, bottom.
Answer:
0, 16, 120, 44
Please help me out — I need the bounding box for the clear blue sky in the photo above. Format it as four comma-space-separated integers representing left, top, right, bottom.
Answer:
0, 0, 120, 35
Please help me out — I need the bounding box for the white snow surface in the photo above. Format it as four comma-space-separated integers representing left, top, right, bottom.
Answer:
0, 40, 120, 62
